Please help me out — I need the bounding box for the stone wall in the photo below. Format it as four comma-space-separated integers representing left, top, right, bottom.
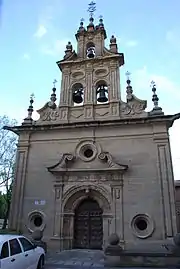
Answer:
175, 181, 180, 232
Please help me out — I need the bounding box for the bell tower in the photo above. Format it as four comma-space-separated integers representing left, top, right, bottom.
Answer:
55, 1, 124, 123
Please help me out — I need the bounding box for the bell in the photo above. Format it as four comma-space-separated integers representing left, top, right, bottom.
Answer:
73, 89, 83, 104
97, 86, 108, 103
87, 47, 95, 58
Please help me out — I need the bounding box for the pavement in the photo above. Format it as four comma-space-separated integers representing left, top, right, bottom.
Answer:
44, 249, 174, 269
45, 249, 104, 268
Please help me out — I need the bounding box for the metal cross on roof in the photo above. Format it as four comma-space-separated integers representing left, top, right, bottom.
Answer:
150, 80, 156, 88
30, 93, 35, 101
125, 71, 131, 80
87, 1, 96, 17
53, 79, 57, 87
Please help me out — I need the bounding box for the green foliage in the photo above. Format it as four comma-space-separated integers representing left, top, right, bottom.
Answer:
0, 192, 7, 218
0, 115, 18, 229
0, 229, 21, 235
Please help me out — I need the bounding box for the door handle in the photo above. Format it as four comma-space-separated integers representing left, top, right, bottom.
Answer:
11, 258, 15, 262
25, 253, 28, 257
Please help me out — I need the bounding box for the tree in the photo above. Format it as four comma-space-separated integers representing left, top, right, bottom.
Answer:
0, 115, 18, 229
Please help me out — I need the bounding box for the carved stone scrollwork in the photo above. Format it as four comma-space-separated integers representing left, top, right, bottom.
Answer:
121, 102, 146, 116
41, 110, 60, 121
47, 153, 75, 171
98, 152, 128, 170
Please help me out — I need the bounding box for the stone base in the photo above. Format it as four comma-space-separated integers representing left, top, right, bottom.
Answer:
105, 252, 180, 267
104, 246, 180, 268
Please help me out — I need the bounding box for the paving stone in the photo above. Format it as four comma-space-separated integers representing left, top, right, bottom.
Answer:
82, 261, 93, 266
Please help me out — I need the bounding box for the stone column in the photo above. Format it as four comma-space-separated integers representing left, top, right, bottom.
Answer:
53, 183, 64, 238
62, 212, 74, 250
103, 213, 113, 247
59, 70, 70, 106
109, 62, 120, 101
84, 65, 94, 120
59, 69, 70, 122
9, 142, 29, 231
109, 62, 120, 118
110, 175, 124, 240
84, 66, 93, 104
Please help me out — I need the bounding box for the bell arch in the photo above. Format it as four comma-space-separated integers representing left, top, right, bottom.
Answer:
86, 42, 96, 58
71, 83, 84, 106
95, 80, 109, 104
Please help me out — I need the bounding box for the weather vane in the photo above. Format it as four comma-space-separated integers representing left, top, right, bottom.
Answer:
53, 79, 57, 87
87, 1, 96, 17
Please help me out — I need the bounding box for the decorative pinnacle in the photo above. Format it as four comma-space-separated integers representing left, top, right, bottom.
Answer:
125, 71, 133, 101
27, 93, 34, 119
150, 80, 159, 109
49, 80, 57, 109
87, 1, 96, 17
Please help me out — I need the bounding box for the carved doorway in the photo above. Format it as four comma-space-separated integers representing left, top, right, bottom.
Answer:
74, 198, 103, 249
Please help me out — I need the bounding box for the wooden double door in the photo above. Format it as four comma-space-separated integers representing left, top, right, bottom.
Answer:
74, 198, 103, 249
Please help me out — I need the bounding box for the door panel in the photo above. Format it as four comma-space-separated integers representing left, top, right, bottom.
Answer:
74, 198, 103, 249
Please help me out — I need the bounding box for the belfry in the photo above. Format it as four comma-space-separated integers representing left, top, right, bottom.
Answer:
6, 1, 180, 251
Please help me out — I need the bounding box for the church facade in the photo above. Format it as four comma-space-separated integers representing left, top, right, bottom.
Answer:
6, 5, 180, 251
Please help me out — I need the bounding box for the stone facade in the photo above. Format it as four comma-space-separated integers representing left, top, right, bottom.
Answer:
175, 181, 180, 232
5, 10, 180, 252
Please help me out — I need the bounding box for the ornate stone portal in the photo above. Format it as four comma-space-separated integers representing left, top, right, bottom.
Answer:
5, 2, 180, 252
47, 149, 128, 249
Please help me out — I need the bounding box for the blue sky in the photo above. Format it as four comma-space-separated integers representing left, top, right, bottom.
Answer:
0, 0, 180, 179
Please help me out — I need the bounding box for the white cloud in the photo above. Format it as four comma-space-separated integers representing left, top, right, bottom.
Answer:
166, 29, 180, 50
131, 66, 180, 108
129, 66, 180, 180
41, 39, 73, 56
34, 24, 47, 39
126, 40, 138, 47
22, 53, 30, 61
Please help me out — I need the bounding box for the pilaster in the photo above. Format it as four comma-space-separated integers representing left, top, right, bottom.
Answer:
154, 131, 177, 238
9, 141, 30, 231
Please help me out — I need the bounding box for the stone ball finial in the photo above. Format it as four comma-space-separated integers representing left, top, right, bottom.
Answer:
66, 41, 72, 51
31, 230, 43, 241
110, 35, 116, 44
174, 233, 180, 247
108, 233, 120, 246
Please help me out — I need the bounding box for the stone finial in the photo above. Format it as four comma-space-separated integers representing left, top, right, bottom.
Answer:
48, 79, 57, 109
150, 81, 163, 115
99, 15, 104, 29
64, 41, 73, 59
125, 71, 133, 101
109, 35, 118, 53
23, 94, 34, 124
108, 233, 120, 246
110, 35, 116, 44
78, 18, 85, 32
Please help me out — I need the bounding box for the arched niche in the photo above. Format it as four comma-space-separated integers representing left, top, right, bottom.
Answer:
86, 42, 96, 59
95, 80, 109, 104
71, 83, 84, 106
